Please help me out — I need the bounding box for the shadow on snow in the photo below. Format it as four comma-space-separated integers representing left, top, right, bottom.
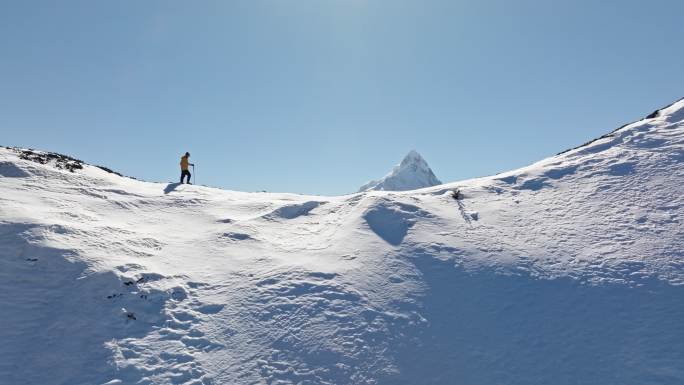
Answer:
384, 256, 684, 385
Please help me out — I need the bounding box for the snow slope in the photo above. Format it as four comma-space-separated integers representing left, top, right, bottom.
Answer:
359, 150, 442, 192
0, 99, 683, 385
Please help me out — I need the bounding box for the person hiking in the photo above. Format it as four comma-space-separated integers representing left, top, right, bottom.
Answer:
180, 152, 194, 184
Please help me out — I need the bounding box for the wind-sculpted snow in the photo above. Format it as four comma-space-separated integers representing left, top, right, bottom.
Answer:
0, 161, 29, 177
0, 99, 683, 384
393, 258, 684, 385
0, 223, 210, 385
262, 201, 325, 220
363, 200, 433, 245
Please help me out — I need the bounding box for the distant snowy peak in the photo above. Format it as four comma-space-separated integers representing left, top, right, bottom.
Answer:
359, 150, 442, 192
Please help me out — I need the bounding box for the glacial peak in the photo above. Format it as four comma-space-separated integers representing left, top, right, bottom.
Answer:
359, 150, 442, 192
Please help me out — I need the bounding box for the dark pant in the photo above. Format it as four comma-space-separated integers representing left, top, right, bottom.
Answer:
180, 170, 191, 184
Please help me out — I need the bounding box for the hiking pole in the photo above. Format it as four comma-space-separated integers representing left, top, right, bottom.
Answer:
192, 164, 195, 185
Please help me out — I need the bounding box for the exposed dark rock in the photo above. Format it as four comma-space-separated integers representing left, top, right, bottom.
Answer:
16, 149, 83, 172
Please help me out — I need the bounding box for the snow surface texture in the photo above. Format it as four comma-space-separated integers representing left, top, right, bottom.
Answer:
359, 150, 442, 192
1, 99, 683, 385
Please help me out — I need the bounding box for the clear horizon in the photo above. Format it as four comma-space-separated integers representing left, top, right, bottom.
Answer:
1, 1, 683, 195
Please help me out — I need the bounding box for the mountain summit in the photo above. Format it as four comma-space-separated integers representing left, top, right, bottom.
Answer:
359, 150, 442, 192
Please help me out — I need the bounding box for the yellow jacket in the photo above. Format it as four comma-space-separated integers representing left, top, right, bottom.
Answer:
180, 156, 190, 171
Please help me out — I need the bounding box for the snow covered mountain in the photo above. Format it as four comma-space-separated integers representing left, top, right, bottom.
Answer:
359, 150, 442, 192
1, 98, 683, 385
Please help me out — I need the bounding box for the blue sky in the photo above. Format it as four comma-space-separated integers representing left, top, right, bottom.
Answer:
1, 0, 682, 195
